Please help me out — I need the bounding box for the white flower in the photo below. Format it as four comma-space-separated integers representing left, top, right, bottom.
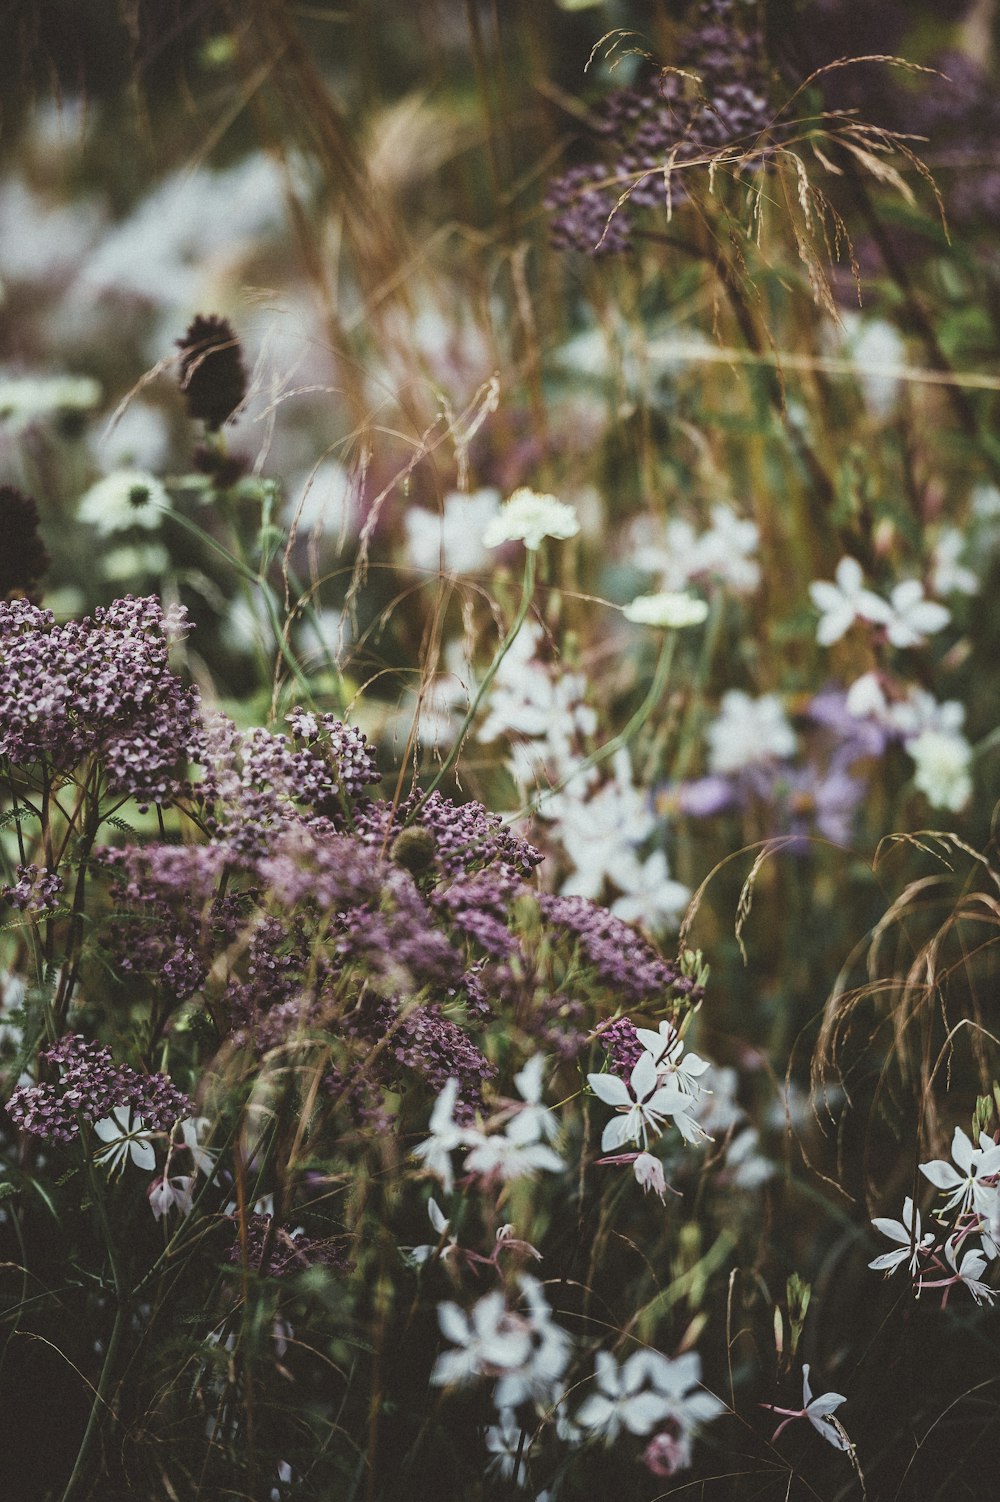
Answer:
485, 1409, 530, 1485
175, 1116, 217, 1178
93, 1106, 156, 1174
808, 556, 891, 646
694, 506, 761, 593
493, 1276, 572, 1409
412, 1078, 473, 1193
463, 1132, 564, 1183
407, 1197, 460, 1266
634, 1020, 712, 1098
77, 468, 169, 535
881, 579, 950, 649
845, 670, 891, 722
482, 488, 580, 551
404, 487, 501, 574
609, 850, 690, 931
931, 527, 979, 597
908, 729, 973, 812
149, 1173, 195, 1219
800, 1365, 851, 1451
705, 691, 796, 775
919, 1127, 1000, 1215
0, 373, 102, 432
633, 1152, 667, 1201
868, 1196, 935, 1275
507, 1055, 560, 1146
587, 1051, 698, 1153
622, 591, 709, 629
431, 1291, 534, 1387
943, 1239, 997, 1306
575, 1350, 673, 1442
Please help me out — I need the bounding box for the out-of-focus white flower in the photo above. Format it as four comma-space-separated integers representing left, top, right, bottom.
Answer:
622, 591, 709, 629
431, 1291, 534, 1387
404, 487, 501, 574
93, 1106, 156, 1174
93, 402, 170, 471
493, 1276, 572, 1409
695, 506, 761, 593
575, 1350, 673, 1441
920, 1127, 1000, 1214
287, 460, 356, 542
413, 1078, 473, 1194
77, 468, 169, 534
609, 849, 689, 931
482, 488, 580, 551
881, 579, 950, 649
705, 691, 796, 775
840, 313, 905, 415
102, 542, 169, 581
868, 1196, 935, 1275
463, 1131, 564, 1183
908, 729, 973, 812
808, 556, 891, 646
931, 527, 979, 597
175, 1116, 218, 1178
507, 1056, 560, 1146
556, 757, 656, 902
484, 1409, 530, 1485
0, 373, 102, 432
888, 687, 966, 741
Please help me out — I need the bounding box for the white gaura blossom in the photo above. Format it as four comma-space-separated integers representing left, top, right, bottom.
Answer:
764, 1365, 851, 1452
412, 1078, 473, 1193
868, 1196, 935, 1275
77, 468, 170, 535
908, 729, 973, 812
705, 691, 796, 776
431, 1291, 534, 1388
608, 849, 689, 932
482, 488, 580, 551
808, 556, 891, 646
484, 1409, 530, 1485
93, 1106, 156, 1174
507, 1055, 561, 1145
622, 591, 709, 629
634, 1020, 711, 1099
462, 1131, 564, 1184
931, 527, 979, 597
587, 1051, 705, 1153
149, 1174, 195, 1219
919, 1126, 1000, 1215
625, 506, 760, 595
942, 1238, 997, 1306
406, 1197, 460, 1267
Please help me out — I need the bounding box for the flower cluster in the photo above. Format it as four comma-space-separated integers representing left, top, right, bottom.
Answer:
6, 1034, 190, 1143
0, 595, 203, 809
868, 1125, 1000, 1306
547, 0, 772, 254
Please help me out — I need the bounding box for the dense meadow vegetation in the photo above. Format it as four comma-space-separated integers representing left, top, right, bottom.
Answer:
3, 1, 1000, 1497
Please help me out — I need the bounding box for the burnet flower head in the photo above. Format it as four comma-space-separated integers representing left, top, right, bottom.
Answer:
482, 487, 580, 551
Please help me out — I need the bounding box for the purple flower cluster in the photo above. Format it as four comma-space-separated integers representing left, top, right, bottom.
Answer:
6, 1034, 190, 1142
358, 998, 496, 1119
547, 0, 772, 254
2, 863, 63, 914
354, 789, 542, 882
600, 1017, 644, 1079
229, 1213, 354, 1277
538, 894, 697, 1009
0, 595, 203, 810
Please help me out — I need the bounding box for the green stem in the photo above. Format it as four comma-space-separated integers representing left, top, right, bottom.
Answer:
410, 549, 538, 817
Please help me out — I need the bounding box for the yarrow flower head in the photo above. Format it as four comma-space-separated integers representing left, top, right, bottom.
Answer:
622, 591, 709, 629
482, 488, 580, 551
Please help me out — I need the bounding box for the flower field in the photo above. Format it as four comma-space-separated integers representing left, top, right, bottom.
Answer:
3, 2, 1000, 1498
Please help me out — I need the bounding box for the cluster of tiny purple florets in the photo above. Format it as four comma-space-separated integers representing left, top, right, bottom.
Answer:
2, 862, 64, 914
546, 0, 772, 254
6, 1034, 191, 1142
0, 595, 203, 810
229, 1213, 354, 1277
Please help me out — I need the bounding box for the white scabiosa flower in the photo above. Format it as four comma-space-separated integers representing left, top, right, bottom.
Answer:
77, 468, 169, 535
482, 488, 580, 551
622, 591, 709, 629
